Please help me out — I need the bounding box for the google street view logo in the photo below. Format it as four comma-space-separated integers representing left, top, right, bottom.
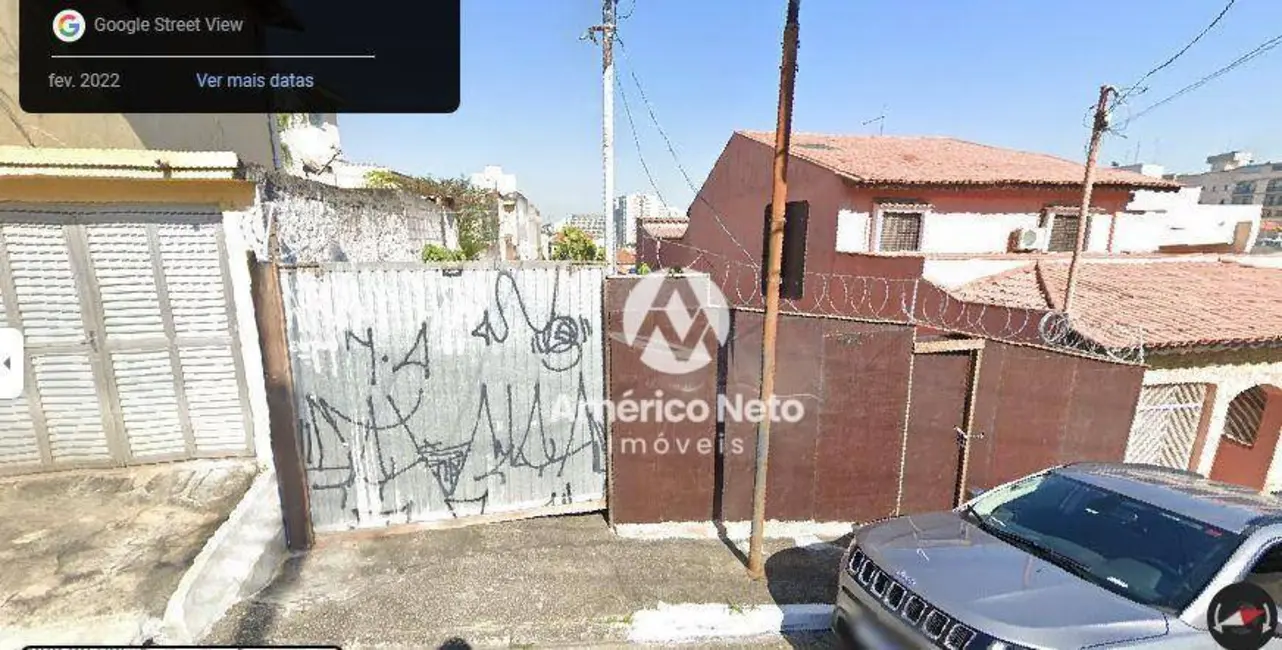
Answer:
622, 273, 730, 375
53, 9, 85, 43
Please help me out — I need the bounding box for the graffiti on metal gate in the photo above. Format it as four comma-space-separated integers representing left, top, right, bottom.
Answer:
286, 267, 607, 530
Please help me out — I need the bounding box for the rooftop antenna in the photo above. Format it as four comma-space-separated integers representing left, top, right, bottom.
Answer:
862, 104, 887, 135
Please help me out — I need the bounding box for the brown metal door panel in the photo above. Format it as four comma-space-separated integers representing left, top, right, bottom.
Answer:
718, 309, 764, 522
900, 352, 971, 514
760, 314, 825, 522
1059, 359, 1143, 463
813, 323, 913, 522
605, 279, 665, 524
976, 344, 1071, 487
964, 342, 1006, 491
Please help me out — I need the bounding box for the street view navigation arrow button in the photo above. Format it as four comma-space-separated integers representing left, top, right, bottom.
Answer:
0, 328, 23, 399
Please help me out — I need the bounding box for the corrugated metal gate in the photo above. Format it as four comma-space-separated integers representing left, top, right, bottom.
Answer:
1124, 383, 1209, 470
281, 264, 607, 532
0, 205, 254, 475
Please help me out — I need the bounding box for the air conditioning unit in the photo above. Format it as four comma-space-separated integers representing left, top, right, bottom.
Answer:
1012, 227, 1050, 252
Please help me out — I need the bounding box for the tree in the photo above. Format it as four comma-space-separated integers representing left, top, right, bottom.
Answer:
421, 244, 466, 262
366, 170, 498, 260
550, 226, 604, 262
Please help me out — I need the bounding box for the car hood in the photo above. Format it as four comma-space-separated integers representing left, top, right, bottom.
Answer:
858, 512, 1169, 649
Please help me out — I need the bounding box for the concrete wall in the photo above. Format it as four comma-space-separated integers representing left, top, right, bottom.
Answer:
221, 209, 273, 469
235, 166, 457, 264
1144, 349, 1282, 489
0, 0, 274, 165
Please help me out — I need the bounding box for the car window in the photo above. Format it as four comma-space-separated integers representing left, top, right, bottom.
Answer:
1247, 544, 1282, 606
964, 471, 1244, 612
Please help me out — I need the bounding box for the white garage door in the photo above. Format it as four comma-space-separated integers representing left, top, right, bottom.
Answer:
0, 205, 254, 475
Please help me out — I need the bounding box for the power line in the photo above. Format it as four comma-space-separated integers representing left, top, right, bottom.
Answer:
614, 34, 758, 265
616, 77, 670, 209
1115, 0, 1237, 104
1120, 32, 1282, 128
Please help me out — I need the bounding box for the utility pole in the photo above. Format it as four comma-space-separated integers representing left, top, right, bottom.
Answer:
1063, 85, 1115, 315
598, 0, 618, 270
747, 0, 801, 580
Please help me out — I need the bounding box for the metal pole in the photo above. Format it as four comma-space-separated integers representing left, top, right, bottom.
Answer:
746, 0, 801, 580
602, 0, 617, 270
1063, 85, 1115, 314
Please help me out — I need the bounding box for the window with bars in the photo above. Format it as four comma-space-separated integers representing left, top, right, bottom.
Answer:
877, 212, 923, 252
1224, 386, 1269, 447
1046, 214, 1082, 252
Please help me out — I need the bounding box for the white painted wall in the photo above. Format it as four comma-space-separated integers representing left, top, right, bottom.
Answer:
222, 207, 273, 469
919, 212, 1042, 254
834, 210, 870, 253
1114, 187, 1262, 251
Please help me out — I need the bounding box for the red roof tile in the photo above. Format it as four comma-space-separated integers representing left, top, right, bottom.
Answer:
736, 131, 1179, 190
640, 217, 689, 240
951, 259, 1282, 349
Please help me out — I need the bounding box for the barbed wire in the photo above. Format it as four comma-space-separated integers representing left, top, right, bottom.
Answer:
614, 34, 759, 268
645, 237, 1147, 364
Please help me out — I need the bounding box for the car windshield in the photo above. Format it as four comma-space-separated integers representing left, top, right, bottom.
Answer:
964, 471, 1244, 612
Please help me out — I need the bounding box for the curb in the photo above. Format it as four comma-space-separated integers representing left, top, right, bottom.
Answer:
613, 520, 855, 541
627, 602, 834, 644
158, 467, 288, 644
0, 614, 154, 650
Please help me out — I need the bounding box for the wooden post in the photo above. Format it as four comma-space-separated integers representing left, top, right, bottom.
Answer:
747, 0, 801, 580
1064, 85, 1116, 314
250, 231, 314, 551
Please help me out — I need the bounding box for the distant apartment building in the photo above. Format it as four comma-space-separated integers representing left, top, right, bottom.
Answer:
1176, 151, 1282, 224
469, 165, 518, 195
613, 192, 683, 246
563, 213, 607, 246
467, 166, 543, 261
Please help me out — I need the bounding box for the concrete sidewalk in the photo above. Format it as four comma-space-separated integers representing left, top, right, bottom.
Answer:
0, 459, 258, 649
205, 514, 854, 648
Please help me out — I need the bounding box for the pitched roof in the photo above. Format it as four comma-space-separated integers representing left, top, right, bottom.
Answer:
950, 259, 1282, 350
735, 131, 1179, 190
639, 217, 689, 240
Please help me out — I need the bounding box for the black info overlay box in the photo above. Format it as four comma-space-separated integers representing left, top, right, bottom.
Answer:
21, 0, 460, 113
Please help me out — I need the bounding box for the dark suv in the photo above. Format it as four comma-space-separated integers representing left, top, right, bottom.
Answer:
834, 462, 1282, 649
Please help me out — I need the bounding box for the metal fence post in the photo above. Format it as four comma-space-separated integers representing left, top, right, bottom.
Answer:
250, 248, 314, 551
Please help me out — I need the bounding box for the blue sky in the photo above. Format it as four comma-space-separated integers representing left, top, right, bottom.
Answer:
338, 0, 1282, 220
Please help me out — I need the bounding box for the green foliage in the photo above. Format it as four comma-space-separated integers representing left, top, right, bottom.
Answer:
550, 226, 604, 262
421, 244, 467, 262
366, 171, 499, 261
637, 262, 652, 275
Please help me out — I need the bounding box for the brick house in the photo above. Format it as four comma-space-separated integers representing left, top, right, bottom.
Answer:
640, 131, 1183, 284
